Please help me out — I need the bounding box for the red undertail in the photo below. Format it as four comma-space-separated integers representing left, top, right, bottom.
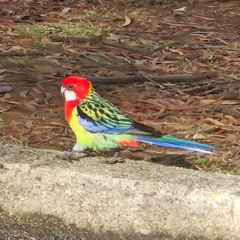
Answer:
118, 139, 139, 147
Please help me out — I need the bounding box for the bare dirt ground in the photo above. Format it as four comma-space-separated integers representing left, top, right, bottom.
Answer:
0, 0, 240, 173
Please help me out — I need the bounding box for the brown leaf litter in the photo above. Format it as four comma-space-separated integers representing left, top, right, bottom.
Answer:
0, 0, 240, 173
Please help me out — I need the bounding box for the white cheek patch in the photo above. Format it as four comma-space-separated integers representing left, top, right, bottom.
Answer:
64, 89, 77, 101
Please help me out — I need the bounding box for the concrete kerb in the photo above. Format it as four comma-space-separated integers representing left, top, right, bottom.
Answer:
0, 142, 239, 239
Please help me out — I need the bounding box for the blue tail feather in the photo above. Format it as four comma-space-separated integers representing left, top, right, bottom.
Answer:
137, 135, 216, 154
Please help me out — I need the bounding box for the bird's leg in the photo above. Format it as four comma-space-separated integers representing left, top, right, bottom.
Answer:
107, 151, 121, 164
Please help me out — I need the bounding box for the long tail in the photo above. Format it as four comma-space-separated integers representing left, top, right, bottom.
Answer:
137, 135, 216, 154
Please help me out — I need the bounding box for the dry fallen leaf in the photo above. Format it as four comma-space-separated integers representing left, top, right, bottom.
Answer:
19, 90, 29, 98
8, 46, 26, 53
119, 16, 131, 27
229, 73, 240, 81
0, 0, 240, 173
60, 7, 71, 16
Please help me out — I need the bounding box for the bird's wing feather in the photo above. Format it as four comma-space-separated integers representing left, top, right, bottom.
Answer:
75, 92, 162, 136
76, 93, 133, 134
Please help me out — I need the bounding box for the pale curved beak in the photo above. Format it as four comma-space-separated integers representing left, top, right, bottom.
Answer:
61, 86, 66, 95
61, 87, 77, 101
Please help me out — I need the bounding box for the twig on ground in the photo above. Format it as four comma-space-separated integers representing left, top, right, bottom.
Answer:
88, 74, 210, 84
191, 45, 240, 51
0, 51, 45, 57
214, 105, 240, 118
49, 35, 103, 44
102, 39, 155, 55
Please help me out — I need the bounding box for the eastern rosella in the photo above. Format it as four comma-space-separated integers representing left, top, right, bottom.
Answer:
61, 76, 215, 153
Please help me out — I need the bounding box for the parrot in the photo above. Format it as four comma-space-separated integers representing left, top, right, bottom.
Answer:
61, 76, 216, 154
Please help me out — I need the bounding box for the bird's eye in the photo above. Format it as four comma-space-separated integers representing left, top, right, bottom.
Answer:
68, 84, 74, 89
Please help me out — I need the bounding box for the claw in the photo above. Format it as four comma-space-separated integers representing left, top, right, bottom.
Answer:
106, 151, 124, 164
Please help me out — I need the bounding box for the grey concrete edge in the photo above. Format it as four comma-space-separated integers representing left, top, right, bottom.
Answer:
0, 142, 240, 240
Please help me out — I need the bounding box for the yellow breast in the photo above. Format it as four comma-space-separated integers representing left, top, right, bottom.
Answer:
69, 108, 94, 149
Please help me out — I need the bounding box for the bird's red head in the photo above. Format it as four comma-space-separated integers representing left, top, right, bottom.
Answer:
61, 76, 92, 101
61, 76, 93, 120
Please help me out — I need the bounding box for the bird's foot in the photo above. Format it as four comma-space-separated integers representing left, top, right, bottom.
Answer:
58, 150, 96, 162
106, 152, 125, 164
96, 149, 124, 164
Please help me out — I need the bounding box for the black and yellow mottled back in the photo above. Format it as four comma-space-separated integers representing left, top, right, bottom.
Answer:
76, 90, 162, 136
